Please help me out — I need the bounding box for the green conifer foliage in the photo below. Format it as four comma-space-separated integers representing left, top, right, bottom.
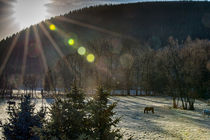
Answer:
40, 84, 86, 140
87, 86, 122, 140
2, 95, 46, 140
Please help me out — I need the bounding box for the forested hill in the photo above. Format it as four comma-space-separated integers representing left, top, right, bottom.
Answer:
1, 1, 210, 75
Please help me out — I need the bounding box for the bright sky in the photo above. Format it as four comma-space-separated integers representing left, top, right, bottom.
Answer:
12, 0, 50, 29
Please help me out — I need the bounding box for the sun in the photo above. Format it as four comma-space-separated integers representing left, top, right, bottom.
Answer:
13, 0, 50, 29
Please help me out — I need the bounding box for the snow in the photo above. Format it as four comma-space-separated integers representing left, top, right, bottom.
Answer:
110, 96, 210, 140
1, 96, 210, 139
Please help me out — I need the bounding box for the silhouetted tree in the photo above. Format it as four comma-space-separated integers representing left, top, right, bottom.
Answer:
0, 73, 10, 97
87, 86, 122, 139
39, 84, 87, 139
44, 68, 57, 94
2, 95, 46, 140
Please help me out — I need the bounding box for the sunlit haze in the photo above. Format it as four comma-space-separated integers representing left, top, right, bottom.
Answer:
13, 0, 50, 29
0, 1, 209, 139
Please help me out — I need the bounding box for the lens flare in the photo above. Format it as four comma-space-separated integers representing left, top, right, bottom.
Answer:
49, 24, 56, 31
78, 47, 86, 55
68, 38, 75, 46
87, 54, 95, 63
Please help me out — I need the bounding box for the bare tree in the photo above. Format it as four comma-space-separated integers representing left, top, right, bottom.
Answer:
23, 75, 30, 95
44, 68, 58, 95
0, 73, 11, 98
23, 75, 38, 98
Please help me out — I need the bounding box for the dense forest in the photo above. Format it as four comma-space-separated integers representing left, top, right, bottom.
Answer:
0, 2, 210, 74
0, 2, 209, 104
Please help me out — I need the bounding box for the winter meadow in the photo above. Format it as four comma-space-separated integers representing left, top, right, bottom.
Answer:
0, 1, 210, 140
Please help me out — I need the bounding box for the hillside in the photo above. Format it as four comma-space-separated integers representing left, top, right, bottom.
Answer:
1, 1, 210, 76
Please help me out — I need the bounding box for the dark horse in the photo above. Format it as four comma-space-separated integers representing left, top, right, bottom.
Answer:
7, 101, 16, 106
7, 101, 16, 111
144, 107, 154, 114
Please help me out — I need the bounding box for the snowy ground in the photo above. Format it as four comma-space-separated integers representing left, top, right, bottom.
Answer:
0, 96, 210, 140
110, 96, 210, 140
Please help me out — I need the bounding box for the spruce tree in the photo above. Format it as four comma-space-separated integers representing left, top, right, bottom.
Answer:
88, 86, 122, 140
40, 84, 87, 140
2, 95, 46, 140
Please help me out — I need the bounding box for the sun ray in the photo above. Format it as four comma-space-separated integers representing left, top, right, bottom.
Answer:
20, 28, 30, 85
0, 35, 19, 76
39, 23, 74, 73
56, 16, 139, 42
32, 26, 48, 74
57, 16, 123, 37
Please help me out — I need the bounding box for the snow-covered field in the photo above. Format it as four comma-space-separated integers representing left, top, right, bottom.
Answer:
1, 96, 210, 140
110, 96, 210, 140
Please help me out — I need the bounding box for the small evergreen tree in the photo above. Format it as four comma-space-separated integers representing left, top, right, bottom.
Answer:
40, 84, 87, 140
39, 85, 122, 140
88, 86, 122, 140
2, 95, 46, 140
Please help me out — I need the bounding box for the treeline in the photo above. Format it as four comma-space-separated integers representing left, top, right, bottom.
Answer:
0, 74, 40, 98
2, 86, 123, 140
44, 37, 210, 110
65, 1, 210, 43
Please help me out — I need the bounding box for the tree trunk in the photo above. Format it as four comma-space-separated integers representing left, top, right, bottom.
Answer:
127, 88, 130, 96
136, 88, 138, 96
176, 97, 179, 107
188, 101, 195, 110
173, 97, 178, 108
188, 98, 195, 110
181, 97, 185, 109
184, 97, 188, 110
